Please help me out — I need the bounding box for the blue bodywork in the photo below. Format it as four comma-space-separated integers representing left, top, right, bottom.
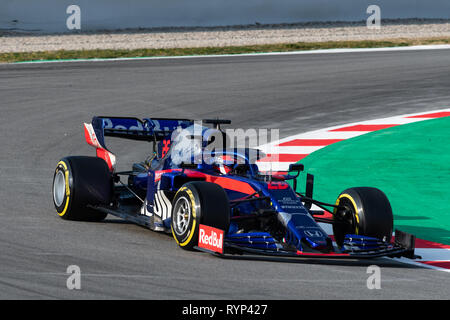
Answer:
88, 116, 413, 258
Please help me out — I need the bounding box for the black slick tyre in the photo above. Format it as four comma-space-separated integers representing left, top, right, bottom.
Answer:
332, 187, 393, 248
52, 156, 112, 221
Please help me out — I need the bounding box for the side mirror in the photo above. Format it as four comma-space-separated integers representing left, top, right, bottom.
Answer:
289, 164, 304, 173
288, 164, 304, 192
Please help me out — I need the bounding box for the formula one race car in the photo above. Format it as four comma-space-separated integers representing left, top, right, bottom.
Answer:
52, 117, 418, 260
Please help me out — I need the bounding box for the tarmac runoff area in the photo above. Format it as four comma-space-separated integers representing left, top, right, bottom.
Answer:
1, 49, 450, 298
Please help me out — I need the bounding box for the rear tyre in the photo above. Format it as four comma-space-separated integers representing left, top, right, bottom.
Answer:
52, 156, 112, 221
332, 187, 393, 248
171, 181, 230, 250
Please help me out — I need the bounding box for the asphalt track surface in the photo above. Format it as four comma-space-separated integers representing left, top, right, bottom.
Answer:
1, 49, 450, 300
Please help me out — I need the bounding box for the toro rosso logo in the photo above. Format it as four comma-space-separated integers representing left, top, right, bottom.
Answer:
198, 224, 224, 254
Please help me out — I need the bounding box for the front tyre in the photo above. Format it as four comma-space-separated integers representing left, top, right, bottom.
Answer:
171, 181, 230, 250
52, 156, 112, 221
332, 187, 393, 248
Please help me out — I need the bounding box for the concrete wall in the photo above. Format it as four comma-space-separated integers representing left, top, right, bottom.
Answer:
1, 0, 449, 33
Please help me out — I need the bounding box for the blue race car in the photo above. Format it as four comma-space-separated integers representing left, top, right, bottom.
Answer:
52, 117, 418, 260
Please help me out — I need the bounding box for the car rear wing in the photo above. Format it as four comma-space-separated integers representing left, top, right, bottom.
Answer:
90, 116, 193, 141
83, 116, 194, 171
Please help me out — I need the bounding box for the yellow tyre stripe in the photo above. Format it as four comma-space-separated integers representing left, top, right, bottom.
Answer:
171, 186, 198, 247
172, 187, 186, 245
179, 189, 197, 247
56, 160, 71, 217
335, 193, 360, 235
